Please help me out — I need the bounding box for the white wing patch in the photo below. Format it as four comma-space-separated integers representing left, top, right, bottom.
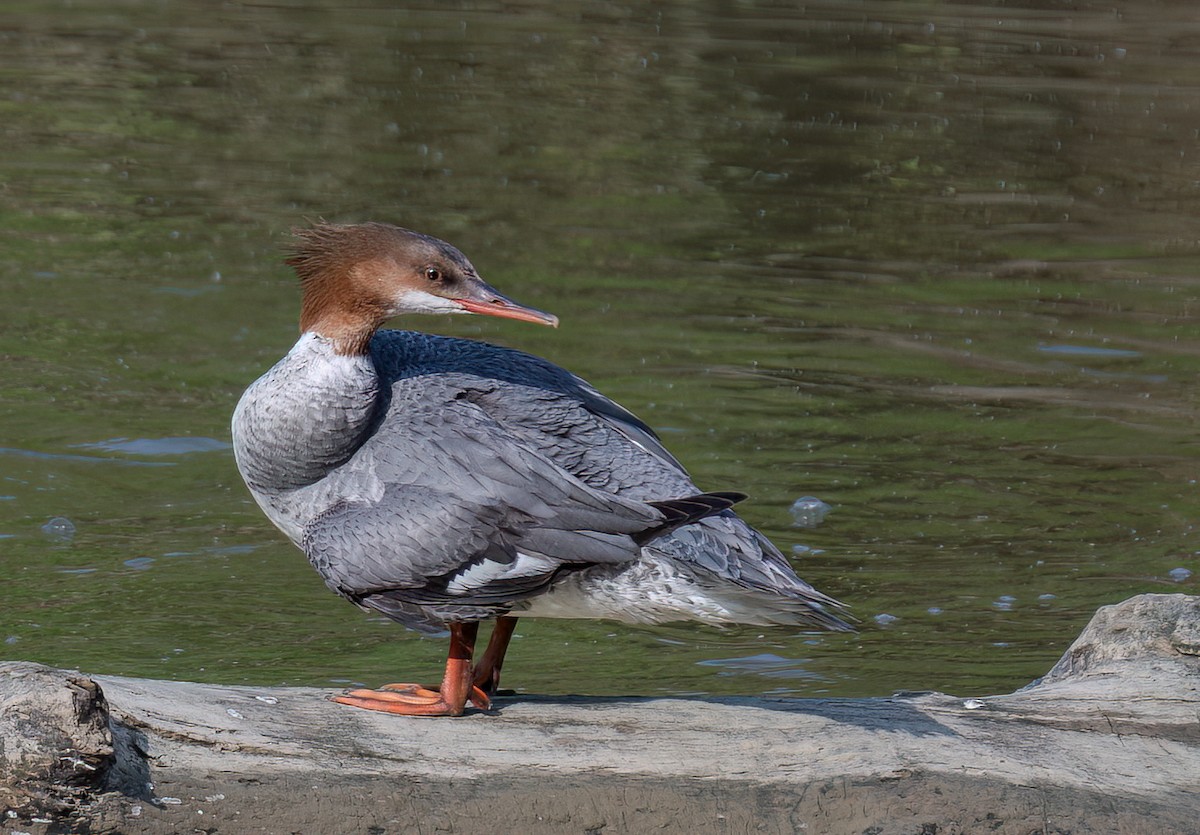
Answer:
444, 551, 559, 595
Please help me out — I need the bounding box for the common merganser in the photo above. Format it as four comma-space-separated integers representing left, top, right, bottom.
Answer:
231, 221, 850, 716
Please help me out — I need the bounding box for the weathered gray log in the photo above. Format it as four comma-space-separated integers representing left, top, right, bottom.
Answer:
2, 593, 1199, 834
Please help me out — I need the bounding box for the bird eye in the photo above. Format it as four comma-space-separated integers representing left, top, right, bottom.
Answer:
425, 267, 443, 283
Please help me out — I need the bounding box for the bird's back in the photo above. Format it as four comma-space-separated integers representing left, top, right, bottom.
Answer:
368, 330, 698, 500
358, 331, 849, 631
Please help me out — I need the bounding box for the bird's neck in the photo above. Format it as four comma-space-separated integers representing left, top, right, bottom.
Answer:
299, 303, 382, 357
232, 333, 381, 492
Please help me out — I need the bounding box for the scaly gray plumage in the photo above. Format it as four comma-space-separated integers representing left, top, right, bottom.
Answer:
234, 328, 850, 635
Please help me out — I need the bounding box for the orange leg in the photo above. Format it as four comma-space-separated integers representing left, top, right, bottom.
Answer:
333, 623, 490, 717
472, 616, 518, 697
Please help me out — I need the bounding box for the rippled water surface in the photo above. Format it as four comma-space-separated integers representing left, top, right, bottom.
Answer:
2, 1, 1196, 700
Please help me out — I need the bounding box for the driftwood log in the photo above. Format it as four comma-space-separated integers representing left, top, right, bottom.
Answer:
2, 593, 1198, 834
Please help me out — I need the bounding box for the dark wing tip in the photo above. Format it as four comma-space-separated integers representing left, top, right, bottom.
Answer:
634, 490, 747, 546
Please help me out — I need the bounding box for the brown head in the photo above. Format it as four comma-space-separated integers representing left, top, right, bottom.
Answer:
286, 221, 558, 356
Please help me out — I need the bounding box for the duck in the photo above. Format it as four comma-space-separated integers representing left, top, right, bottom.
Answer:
231, 221, 850, 716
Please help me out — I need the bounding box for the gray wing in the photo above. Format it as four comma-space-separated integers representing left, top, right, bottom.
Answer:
366, 332, 849, 629
568, 374, 687, 476
452, 377, 696, 500
300, 392, 670, 631
371, 331, 692, 498
303, 486, 649, 633
462, 376, 849, 627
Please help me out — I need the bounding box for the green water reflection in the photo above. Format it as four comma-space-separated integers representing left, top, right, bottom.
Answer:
1, 1, 1195, 700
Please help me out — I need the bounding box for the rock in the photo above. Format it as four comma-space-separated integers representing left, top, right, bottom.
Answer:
1042, 591, 1200, 679
2, 593, 1199, 834
0, 664, 112, 818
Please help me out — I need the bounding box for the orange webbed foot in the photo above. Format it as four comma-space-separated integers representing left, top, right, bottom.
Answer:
329, 622, 505, 717
332, 682, 490, 716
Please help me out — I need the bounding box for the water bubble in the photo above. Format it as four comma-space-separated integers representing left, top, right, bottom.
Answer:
926, 607, 943, 616
41, 517, 76, 541
790, 496, 832, 528
1168, 567, 1192, 582
1038, 593, 1057, 601
992, 595, 1016, 610
874, 613, 899, 626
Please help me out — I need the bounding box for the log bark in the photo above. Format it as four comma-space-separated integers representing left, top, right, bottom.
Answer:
2, 593, 1199, 834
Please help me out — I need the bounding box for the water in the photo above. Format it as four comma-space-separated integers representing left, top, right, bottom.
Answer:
1, 1, 1196, 700
789, 496, 833, 528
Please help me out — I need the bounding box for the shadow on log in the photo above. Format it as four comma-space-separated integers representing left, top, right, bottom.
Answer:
2, 593, 1199, 834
